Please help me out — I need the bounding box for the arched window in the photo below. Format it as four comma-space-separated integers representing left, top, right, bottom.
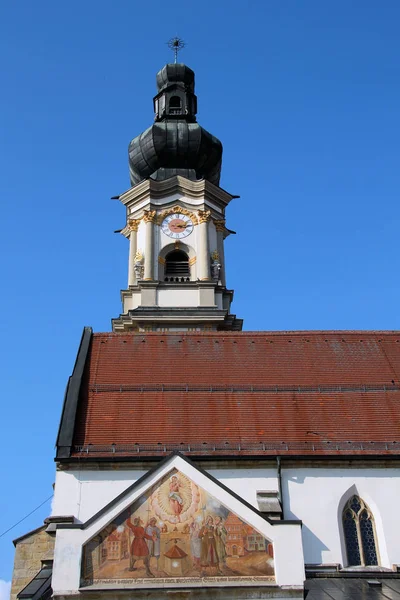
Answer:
342, 495, 379, 566
169, 96, 182, 115
165, 250, 190, 281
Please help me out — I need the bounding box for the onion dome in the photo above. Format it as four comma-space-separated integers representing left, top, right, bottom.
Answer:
128, 63, 222, 187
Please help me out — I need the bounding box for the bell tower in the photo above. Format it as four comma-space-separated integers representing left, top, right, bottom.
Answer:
112, 60, 242, 333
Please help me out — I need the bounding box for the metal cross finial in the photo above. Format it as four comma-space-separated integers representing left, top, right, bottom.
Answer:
167, 37, 185, 63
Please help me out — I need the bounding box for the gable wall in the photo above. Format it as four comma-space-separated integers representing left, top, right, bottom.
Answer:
51, 456, 304, 594
11, 529, 54, 600
52, 463, 400, 569
51, 467, 278, 522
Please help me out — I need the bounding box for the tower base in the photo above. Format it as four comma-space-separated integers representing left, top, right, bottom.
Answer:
112, 305, 243, 332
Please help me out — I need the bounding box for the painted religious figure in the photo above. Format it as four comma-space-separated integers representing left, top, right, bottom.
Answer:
215, 515, 228, 566
189, 521, 202, 569
145, 517, 161, 567
81, 469, 275, 584
126, 517, 154, 577
199, 515, 220, 574
168, 475, 184, 519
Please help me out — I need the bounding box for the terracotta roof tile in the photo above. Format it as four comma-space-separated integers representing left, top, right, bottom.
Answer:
71, 331, 400, 457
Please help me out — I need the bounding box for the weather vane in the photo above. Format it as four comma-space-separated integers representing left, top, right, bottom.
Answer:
167, 37, 185, 63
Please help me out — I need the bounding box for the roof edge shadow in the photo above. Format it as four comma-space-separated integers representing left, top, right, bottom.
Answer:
55, 327, 93, 459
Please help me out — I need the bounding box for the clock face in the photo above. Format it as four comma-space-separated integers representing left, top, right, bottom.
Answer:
161, 213, 194, 239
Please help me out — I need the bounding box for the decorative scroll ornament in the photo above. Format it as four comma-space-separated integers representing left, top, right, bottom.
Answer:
128, 218, 141, 232
210, 250, 221, 281
197, 210, 211, 224
143, 210, 157, 223
213, 219, 226, 232
157, 205, 198, 225
135, 250, 144, 262
134, 249, 144, 281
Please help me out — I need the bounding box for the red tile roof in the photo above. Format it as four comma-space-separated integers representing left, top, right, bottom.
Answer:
71, 331, 400, 457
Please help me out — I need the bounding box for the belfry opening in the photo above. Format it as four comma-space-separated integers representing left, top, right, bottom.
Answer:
164, 250, 190, 281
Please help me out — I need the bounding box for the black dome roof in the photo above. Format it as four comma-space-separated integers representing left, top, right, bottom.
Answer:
156, 64, 195, 93
128, 63, 222, 187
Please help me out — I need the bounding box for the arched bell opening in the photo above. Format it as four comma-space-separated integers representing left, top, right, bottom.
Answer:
158, 242, 196, 282
164, 250, 190, 282
168, 95, 182, 115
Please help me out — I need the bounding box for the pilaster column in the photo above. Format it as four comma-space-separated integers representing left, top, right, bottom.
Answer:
197, 210, 211, 281
143, 210, 157, 281
214, 219, 226, 286
127, 219, 141, 286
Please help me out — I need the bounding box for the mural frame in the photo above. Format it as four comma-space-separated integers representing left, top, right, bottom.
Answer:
81, 468, 275, 586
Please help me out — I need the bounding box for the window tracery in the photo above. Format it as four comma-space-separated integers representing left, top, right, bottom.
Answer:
342, 495, 378, 566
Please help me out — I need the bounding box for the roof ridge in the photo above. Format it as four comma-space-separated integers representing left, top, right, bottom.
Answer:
91, 330, 400, 337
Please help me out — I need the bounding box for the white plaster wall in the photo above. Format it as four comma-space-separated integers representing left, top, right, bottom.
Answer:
215, 292, 223, 309
207, 468, 278, 508
159, 227, 196, 250
122, 291, 141, 311
136, 222, 146, 255
52, 467, 277, 523
53, 464, 400, 571
208, 222, 218, 256
52, 470, 146, 523
282, 467, 400, 569
157, 287, 199, 307
153, 223, 160, 277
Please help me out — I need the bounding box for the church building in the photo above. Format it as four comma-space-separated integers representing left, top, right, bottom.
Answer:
11, 56, 400, 600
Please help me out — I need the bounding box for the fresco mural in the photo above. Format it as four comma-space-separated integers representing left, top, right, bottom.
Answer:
81, 469, 274, 583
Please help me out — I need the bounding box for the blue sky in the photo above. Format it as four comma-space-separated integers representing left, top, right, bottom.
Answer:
1, 0, 400, 585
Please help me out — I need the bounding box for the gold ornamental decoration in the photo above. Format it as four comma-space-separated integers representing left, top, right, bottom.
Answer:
213, 219, 226, 232
197, 210, 211, 224
128, 219, 141, 232
143, 210, 157, 223
135, 249, 144, 262
157, 205, 198, 225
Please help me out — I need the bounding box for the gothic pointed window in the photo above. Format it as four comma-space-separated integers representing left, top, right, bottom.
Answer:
165, 250, 190, 281
342, 495, 378, 566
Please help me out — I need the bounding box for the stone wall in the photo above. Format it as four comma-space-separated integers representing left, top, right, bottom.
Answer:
11, 527, 54, 600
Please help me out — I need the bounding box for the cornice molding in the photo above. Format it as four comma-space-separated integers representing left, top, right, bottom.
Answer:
118, 176, 238, 208
112, 306, 243, 332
